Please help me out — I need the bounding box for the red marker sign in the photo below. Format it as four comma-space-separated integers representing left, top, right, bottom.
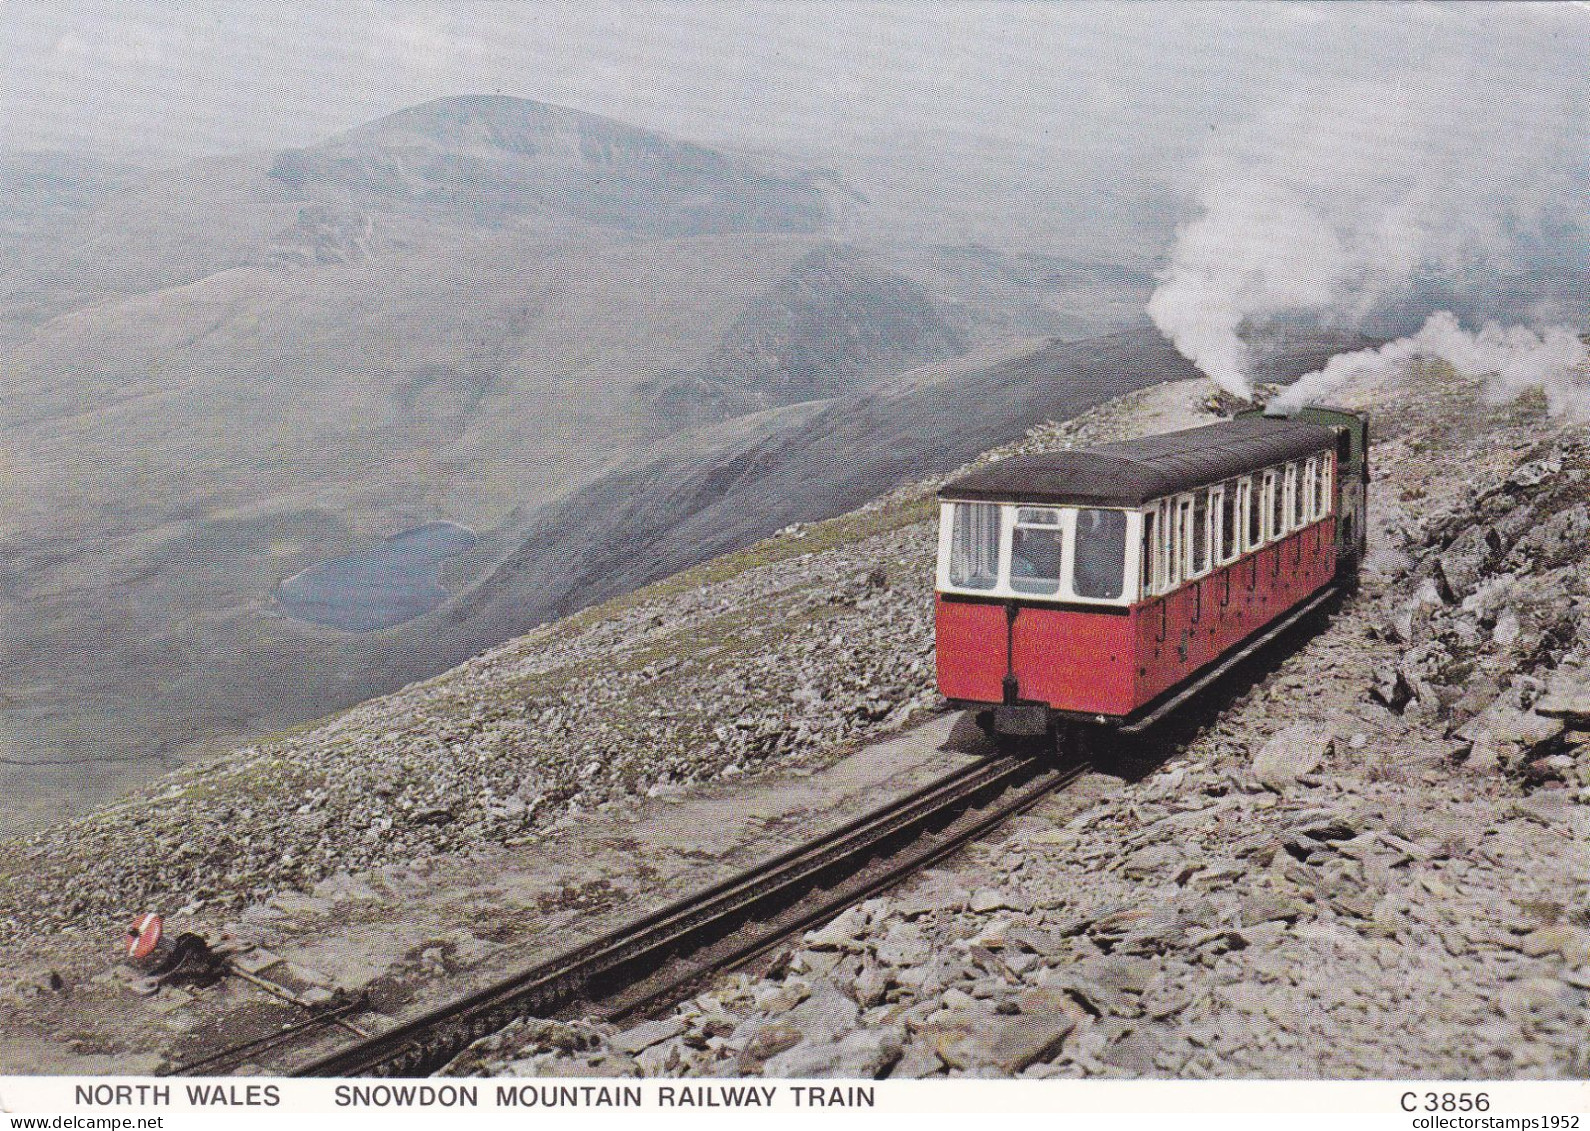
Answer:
125, 913, 163, 960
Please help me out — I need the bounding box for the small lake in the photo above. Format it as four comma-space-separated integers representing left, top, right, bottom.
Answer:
277, 521, 479, 631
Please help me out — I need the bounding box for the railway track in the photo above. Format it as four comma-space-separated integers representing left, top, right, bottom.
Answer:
181, 747, 1083, 1078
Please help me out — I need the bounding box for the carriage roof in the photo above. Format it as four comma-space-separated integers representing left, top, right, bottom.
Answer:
938, 417, 1337, 508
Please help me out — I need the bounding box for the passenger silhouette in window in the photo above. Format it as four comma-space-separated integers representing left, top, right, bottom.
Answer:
1074, 509, 1126, 599
1011, 512, 1063, 595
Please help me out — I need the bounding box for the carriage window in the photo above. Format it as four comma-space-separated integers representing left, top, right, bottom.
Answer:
1247, 475, 1263, 549
1219, 481, 1239, 563
1159, 500, 1173, 589
1170, 497, 1189, 586
1073, 509, 1127, 600
1268, 470, 1284, 540
1163, 508, 1174, 591
1289, 463, 1304, 528
1192, 490, 1210, 575
1302, 458, 1316, 522
1316, 454, 1332, 517
1141, 507, 1158, 597
1208, 486, 1223, 566
1010, 508, 1062, 595
948, 502, 1000, 590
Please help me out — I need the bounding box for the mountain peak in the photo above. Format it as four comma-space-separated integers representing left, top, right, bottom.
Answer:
351, 94, 623, 143
268, 95, 832, 237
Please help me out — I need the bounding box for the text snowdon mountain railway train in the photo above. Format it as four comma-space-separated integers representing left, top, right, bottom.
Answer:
935, 406, 1370, 741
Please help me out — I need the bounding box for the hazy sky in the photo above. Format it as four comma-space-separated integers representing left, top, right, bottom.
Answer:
0, 1, 1581, 183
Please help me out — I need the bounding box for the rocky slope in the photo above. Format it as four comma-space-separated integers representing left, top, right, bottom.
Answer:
4, 361, 1586, 1080
0, 94, 1177, 832
0, 374, 1220, 948
436, 366, 1590, 1080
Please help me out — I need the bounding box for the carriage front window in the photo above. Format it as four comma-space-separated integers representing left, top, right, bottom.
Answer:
1010, 508, 1063, 595
948, 502, 1000, 590
1073, 509, 1127, 600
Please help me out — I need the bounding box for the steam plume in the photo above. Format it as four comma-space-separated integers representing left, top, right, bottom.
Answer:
1148, 63, 1588, 413
1267, 312, 1590, 419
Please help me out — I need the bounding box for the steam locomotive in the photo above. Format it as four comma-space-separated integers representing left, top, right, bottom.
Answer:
934, 407, 1369, 740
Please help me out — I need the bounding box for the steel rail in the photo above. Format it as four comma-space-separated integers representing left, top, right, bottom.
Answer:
287, 750, 1081, 1079
578, 756, 1087, 1028
163, 995, 370, 1077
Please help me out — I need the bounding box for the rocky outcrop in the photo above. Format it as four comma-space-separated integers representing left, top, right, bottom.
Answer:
444, 372, 1590, 1081
1369, 435, 1590, 789
7, 370, 1588, 1081
1537, 662, 1590, 726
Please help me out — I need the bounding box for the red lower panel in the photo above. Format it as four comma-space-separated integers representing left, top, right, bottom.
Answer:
935, 517, 1338, 720
1133, 519, 1335, 706
1012, 604, 1137, 715
935, 597, 1136, 716
935, 597, 1008, 705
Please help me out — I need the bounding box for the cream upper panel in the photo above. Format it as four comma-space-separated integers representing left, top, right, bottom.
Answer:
936, 501, 1140, 606
937, 452, 1334, 605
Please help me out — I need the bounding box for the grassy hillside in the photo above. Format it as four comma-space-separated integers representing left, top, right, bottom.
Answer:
0, 330, 1155, 828
0, 376, 1223, 941
0, 96, 1170, 831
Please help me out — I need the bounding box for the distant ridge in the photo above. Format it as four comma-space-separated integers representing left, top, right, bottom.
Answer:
0, 91, 1155, 831
268, 95, 832, 235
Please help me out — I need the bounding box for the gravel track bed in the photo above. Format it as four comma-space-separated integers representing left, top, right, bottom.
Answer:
443, 372, 1590, 1080
0, 383, 1191, 952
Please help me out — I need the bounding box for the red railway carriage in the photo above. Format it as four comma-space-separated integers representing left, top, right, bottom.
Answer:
935, 408, 1369, 738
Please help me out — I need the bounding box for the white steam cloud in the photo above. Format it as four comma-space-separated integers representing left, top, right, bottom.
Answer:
1148, 61, 1588, 413
1267, 312, 1590, 419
